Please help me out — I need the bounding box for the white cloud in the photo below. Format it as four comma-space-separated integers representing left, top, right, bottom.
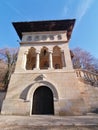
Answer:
62, 0, 94, 23
63, 6, 68, 16
4, 1, 32, 21
61, 6, 68, 18
4, 1, 24, 19
61, 0, 74, 18
76, 0, 94, 22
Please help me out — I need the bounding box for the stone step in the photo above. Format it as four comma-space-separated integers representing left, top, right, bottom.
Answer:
0, 124, 98, 130
0, 115, 98, 130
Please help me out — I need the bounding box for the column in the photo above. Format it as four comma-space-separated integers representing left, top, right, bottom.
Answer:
61, 50, 66, 69
63, 44, 73, 70
35, 51, 40, 69
49, 51, 53, 69
24, 51, 28, 70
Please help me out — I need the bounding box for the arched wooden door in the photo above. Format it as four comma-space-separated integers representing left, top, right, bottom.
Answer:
32, 86, 54, 115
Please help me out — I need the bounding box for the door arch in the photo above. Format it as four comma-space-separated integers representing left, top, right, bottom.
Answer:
32, 86, 54, 115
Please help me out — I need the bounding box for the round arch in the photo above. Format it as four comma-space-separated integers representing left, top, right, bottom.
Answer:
26, 47, 36, 70
40, 46, 49, 69
53, 46, 63, 69
26, 80, 59, 101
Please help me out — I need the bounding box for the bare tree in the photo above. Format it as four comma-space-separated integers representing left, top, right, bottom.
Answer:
0, 48, 18, 89
0, 60, 7, 90
72, 47, 98, 73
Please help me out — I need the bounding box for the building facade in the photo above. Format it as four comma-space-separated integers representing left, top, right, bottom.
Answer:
1, 19, 98, 116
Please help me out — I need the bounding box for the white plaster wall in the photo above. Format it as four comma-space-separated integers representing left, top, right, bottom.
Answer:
22, 31, 67, 43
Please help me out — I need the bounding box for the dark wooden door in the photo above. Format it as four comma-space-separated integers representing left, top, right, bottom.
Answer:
32, 86, 54, 115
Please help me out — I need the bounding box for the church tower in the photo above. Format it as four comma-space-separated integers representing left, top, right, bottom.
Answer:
1, 19, 86, 116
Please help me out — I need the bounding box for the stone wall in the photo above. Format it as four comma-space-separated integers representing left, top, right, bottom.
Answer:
1, 70, 86, 116
78, 80, 98, 113
1, 71, 98, 115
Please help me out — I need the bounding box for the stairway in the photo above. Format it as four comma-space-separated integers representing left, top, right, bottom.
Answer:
75, 69, 98, 87
75, 69, 98, 113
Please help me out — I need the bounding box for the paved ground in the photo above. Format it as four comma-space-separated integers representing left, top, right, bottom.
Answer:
0, 115, 98, 130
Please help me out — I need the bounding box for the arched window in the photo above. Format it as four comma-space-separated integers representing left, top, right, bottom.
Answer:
26, 47, 36, 70
53, 46, 62, 69
40, 47, 49, 69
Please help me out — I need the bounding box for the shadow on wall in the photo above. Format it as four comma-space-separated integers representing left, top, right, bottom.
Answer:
19, 76, 46, 100
20, 84, 32, 100
91, 108, 98, 114
0, 92, 6, 112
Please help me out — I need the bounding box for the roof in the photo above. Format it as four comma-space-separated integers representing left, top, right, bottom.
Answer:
12, 19, 76, 40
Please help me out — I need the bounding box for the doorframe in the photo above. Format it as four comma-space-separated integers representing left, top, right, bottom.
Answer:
32, 85, 54, 115
26, 80, 58, 116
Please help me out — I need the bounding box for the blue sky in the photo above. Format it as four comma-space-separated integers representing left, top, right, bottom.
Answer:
0, 0, 98, 58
